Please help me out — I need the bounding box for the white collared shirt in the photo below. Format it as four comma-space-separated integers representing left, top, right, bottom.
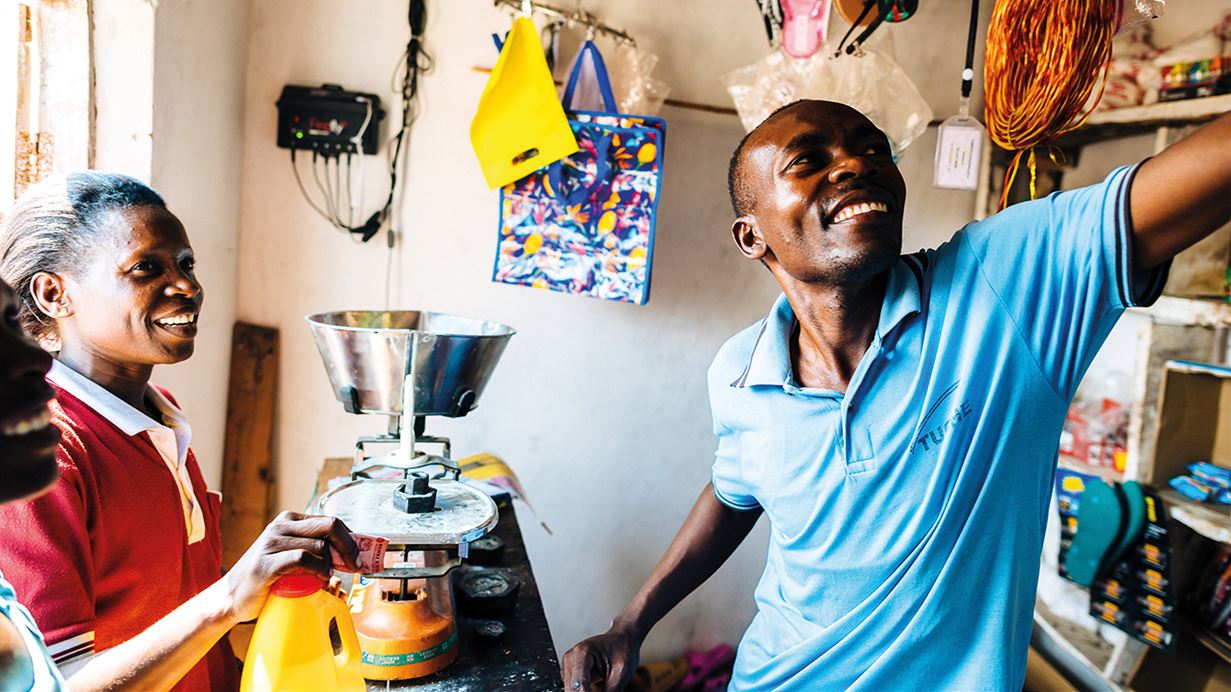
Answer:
47, 360, 206, 544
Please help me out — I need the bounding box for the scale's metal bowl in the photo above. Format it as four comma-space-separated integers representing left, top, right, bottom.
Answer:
306, 310, 514, 417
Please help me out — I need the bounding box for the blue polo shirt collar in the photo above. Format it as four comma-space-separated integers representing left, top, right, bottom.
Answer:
732, 259, 923, 389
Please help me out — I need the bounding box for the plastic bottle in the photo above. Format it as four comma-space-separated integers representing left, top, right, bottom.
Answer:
240, 574, 366, 692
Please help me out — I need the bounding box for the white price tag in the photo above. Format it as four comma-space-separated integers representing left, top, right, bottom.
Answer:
933, 115, 985, 190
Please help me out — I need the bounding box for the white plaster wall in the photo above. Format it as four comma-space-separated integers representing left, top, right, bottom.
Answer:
92, 0, 155, 178
233, 0, 999, 660
144, 0, 250, 488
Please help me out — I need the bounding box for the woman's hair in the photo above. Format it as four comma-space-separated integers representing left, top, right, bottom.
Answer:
0, 172, 166, 343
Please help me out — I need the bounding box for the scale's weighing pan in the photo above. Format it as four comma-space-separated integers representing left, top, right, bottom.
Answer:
315, 479, 498, 546
306, 310, 515, 418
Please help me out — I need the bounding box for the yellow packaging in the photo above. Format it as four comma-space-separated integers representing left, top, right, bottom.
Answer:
240, 575, 365, 692
470, 16, 577, 189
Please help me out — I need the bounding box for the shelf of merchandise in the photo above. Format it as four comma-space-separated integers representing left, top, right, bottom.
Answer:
1186, 618, 1231, 667
975, 93, 1231, 218
1083, 94, 1231, 129
1160, 488, 1231, 546
1058, 457, 1125, 484
1034, 603, 1126, 692
1006, 92, 1231, 691
1058, 94, 1231, 148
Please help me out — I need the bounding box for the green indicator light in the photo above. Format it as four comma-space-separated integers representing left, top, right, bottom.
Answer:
295, 131, 303, 139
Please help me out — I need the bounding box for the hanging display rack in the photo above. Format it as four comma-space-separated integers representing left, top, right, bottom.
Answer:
493, 0, 636, 46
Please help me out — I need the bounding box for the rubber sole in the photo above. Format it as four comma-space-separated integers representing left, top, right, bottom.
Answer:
1064, 479, 1125, 587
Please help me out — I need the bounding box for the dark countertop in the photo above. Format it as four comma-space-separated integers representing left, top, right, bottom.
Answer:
314, 460, 562, 691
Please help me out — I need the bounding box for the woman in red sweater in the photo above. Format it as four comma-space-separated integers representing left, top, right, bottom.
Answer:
0, 173, 360, 690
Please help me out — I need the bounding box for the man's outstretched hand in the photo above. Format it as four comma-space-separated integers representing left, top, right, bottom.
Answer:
560, 627, 643, 691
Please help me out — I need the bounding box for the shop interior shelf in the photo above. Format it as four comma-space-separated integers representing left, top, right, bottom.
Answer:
1052, 94, 1231, 148
1161, 488, 1231, 546
1058, 457, 1125, 483
1034, 601, 1121, 688
1084, 94, 1231, 129
1185, 617, 1231, 666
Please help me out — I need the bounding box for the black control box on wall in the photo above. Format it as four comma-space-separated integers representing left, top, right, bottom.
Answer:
276, 83, 385, 156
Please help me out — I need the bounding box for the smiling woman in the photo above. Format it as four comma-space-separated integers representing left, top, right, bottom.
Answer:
0, 171, 362, 691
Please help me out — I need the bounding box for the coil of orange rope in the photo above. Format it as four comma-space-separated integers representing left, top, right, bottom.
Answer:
983, 0, 1123, 209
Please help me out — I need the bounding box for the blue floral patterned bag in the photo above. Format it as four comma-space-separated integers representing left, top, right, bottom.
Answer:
494, 41, 665, 305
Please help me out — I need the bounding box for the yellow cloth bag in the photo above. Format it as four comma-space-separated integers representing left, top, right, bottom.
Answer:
470, 17, 578, 189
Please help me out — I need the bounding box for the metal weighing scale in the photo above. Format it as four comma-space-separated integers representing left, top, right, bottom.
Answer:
305, 310, 515, 680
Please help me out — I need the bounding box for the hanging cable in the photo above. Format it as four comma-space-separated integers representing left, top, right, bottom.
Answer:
285, 0, 430, 242
984, 0, 1122, 209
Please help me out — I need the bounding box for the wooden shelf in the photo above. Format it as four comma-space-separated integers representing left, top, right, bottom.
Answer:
1034, 602, 1121, 689
1131, 295, 1231, 329
1059, 457, 1125, 483
1049, 94, 1231, 149
1186, 618, 1231, 666
1161, 488, 1231, 546
1084, 94, 1231, 129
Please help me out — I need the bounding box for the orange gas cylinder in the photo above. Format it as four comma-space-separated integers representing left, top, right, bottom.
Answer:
349, 577, 458, 680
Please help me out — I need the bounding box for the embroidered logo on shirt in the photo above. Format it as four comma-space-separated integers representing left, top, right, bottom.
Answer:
911, 382, 975, 454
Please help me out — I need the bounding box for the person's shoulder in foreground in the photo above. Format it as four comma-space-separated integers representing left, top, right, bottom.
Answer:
0, 276, 66, 691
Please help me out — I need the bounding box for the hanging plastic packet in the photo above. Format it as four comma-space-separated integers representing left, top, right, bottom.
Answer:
610, 43, 671, 116
722, 45, 931, 154
1117, 0, 1166, 37
933, 0, 985, 190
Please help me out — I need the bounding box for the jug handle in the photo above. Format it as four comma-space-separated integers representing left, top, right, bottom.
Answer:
323, 592, 365, 674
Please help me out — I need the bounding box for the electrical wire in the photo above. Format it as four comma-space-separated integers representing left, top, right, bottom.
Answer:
290, 149, 343, 226
285, 1, 427, 243
984, 0, 1123, 209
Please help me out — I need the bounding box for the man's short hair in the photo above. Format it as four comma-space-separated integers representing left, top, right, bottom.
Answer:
726, 100, 807, 217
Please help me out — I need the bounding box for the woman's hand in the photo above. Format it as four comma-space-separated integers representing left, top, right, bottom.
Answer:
560, 626, 643, 692
220, 511, 360, 623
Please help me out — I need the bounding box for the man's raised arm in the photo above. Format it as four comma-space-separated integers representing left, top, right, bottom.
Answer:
1130, 111, 1231, 270
560, 484, 762, 691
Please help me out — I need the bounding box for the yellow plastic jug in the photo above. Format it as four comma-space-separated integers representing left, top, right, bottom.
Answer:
470, 16, 578, 189
239, 574, 366, 692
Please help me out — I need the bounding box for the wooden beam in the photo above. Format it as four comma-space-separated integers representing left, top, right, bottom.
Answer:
220, 322, 279, 568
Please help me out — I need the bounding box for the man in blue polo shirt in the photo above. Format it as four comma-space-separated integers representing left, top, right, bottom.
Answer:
562, 100, 1231, 690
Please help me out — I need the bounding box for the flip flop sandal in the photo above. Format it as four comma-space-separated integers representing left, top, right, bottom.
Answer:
780, 0, 832, 58
1064, 479, 1127, 587
1105, 480, 1147, 571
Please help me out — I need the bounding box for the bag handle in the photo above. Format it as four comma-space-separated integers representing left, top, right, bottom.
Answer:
561, 40, 619, 113
547, 134, 614, 208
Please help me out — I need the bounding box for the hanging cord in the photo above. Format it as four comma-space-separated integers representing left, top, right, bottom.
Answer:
289, 0, 430, 243
984, 0, 1122, 209
961, 0, 979, 102
834, 0, 877, 56
377, 0, 432, 243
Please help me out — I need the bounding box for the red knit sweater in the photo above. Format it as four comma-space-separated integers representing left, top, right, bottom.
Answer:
0, 385, 239, 690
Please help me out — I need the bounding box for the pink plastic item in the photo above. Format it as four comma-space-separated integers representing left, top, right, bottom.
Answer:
781, 0, 832, 59
678, 644, 736, 690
